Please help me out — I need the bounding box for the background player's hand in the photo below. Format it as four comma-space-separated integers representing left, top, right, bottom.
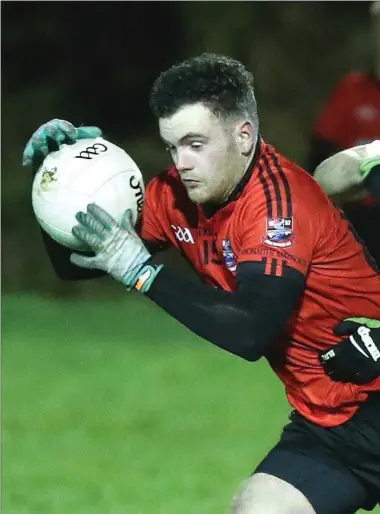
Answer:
22, 119, 102, 172
320, 318, 380, 384
70, 203, 163, 293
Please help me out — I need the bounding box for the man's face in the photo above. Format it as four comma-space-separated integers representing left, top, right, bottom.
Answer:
159, 103, 250, 204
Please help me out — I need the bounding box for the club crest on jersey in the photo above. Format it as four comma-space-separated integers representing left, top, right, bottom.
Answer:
264, 217, 294, 248
222, 238, 237, 272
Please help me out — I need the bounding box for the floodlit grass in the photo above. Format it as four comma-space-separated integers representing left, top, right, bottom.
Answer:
3, 294, 378, 514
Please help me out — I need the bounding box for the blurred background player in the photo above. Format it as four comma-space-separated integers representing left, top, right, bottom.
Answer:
305, 1, 380, 265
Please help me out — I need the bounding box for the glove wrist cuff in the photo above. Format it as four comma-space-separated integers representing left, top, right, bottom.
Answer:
359, 157, 380, 179
132, 263, 164, 294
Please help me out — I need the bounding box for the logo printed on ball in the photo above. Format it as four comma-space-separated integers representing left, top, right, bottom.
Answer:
40, 167, 58, 191
75, 143, 108, 160
129, 175, 144, 215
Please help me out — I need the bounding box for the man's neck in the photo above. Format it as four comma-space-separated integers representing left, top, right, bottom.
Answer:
223, 136, 259, 200
201, 137, 261, 218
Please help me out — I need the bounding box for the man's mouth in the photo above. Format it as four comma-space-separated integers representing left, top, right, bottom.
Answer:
182, 178, 201, 187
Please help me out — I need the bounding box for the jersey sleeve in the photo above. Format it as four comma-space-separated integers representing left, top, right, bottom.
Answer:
235, 181, 314, 280
313, 75, 354, 147
138, 176, 172, 252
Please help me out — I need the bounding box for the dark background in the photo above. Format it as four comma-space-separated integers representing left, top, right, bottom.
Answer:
2, 1, 373, 296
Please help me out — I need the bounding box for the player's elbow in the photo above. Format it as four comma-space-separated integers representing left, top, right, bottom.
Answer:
216, 329, 274, 363
238, 339, 272, 362
236, 319, 287, 362
241, 348, 264, 362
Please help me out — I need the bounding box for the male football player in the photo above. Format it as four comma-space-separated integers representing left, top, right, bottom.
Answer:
23, 54, 380, 514
305, 1, 380, 265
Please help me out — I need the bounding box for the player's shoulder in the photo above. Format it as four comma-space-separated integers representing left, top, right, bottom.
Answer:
246, 142, 330, 211
260, 142, 322, 195
146, 166, 183, 196
145, 166, 190, 209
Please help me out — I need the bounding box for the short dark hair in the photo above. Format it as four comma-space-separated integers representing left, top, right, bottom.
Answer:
149, 53, 258, 124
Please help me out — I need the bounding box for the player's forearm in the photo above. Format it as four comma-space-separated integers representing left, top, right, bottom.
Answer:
41, 229, 104, 281
145, 267, 301, 362
314, 141, 380, 203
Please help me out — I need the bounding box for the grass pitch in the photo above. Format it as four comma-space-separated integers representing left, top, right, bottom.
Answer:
3, 294, 378, 514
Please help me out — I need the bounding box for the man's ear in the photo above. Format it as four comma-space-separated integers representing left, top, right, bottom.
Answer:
236, 120, 255, 156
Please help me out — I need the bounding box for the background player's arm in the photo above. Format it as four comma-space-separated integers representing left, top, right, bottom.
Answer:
313, 141, 380, 204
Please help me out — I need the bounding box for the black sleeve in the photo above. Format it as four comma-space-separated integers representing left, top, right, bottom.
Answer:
145, 261, 305, 362
304, 134, 341, 175
364, 164, 380, 203
40, 228, 159, 281
40, 229, 105, 280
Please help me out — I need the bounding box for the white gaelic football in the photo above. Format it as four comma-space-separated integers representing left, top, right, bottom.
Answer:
32, 137, 145, 251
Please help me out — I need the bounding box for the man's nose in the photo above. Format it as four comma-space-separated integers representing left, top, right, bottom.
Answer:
176, 150, 194, 172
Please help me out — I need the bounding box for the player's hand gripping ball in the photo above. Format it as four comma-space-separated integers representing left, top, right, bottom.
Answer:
70, 203, 163, 293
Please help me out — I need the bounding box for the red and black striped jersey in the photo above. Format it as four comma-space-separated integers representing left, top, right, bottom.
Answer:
139, 139, 380, 427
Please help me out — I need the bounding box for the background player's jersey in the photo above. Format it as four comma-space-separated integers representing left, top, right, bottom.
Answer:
139, 140, 380, 428
314, 72, 380, 149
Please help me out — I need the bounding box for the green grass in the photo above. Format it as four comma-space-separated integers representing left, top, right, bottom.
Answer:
3, 295, 378, 514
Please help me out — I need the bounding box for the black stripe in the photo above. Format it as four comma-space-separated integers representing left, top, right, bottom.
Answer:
262, 153, 283, 218
268, 149, 292, 218
270, 258, 277, 275
283, 262, 306, 282
237, 257, 267, 276
258, 163, 273, 218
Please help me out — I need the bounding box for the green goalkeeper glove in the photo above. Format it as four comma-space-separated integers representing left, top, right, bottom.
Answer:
70, 203, 163, 293
359, 156, 380, 179
22, 119, 102, 170
320, 317, 380, 384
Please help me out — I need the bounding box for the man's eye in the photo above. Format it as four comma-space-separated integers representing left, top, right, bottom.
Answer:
191, 142, 203, 150
166, 145, 176, 153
